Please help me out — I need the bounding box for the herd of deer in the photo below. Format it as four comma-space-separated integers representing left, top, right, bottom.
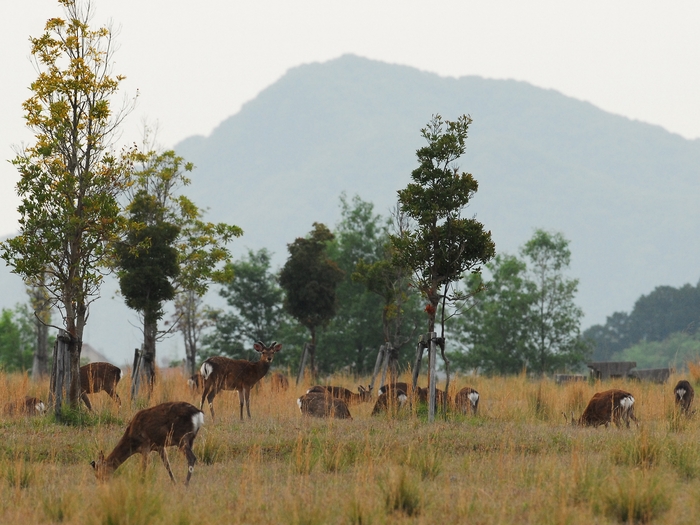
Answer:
2, 340, 697, 487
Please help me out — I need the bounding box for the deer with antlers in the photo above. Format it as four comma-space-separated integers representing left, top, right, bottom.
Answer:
565, 388, 638, 428
306, 385, 372, 404
200, 341, 282, 421
91, 401, 204, 486
80, 362, 123, 410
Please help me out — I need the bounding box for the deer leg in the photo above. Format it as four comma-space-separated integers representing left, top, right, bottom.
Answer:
158, 447, 176, 483
245, 388, 252, 418
238, 389, 245, 420
204, 386, 219, 422
108, 389, 122, 408
182, 441, 197, 486
81, 392, 93, 411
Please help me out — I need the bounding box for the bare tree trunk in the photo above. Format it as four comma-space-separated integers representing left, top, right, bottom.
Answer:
32, 320, 49, 379
49, 330, 74, 419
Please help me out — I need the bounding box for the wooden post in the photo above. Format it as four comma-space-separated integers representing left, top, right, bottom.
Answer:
131, 346, 143, 401
296, 342, 309, 386
369, 344, 386, 392
49, 330, 73, 419
427, 332, 437, 422
379, 343, 391, 389
411, 335, 428, 390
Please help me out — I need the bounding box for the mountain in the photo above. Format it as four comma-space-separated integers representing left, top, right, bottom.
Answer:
2, 54, 700, 364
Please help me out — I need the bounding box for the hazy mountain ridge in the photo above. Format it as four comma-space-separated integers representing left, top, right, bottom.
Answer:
2, 54, 699, 364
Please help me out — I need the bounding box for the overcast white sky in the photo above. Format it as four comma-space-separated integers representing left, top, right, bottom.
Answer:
2, 0, 700, 238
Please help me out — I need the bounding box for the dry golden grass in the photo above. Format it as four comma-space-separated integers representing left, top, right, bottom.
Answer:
1, 370, 700, 524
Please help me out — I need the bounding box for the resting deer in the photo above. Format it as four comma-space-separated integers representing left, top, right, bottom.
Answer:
674, 379, 695, 415
91, 401, 204, 486
200, 341, 282, 421
297, 392, 352, 419
3, 396, 46, 416
565, 388, 638, 428
371, 388, 409, 415
455, 386, 480, 415
80, 362, 123, 410
306, 385, 372, 404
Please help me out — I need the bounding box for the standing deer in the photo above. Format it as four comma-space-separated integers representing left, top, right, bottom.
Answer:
80, 362, 122, 410
270, 372, 289, 392
674, 379, 695, 415
297, 392, 352, 419
91, 401, 204, 486
306, 385, 372, 404
3, 396, 46, 416
455, 386, 480, 415
565, 388, 638, 428
200, 341, 282, 421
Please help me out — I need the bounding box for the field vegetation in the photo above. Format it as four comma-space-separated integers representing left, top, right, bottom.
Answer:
1, 370, 700, 524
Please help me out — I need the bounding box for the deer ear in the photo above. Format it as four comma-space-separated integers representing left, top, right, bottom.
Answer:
253, 342, 264, 352
90, 460, 96, 469
273, 342, 282, 352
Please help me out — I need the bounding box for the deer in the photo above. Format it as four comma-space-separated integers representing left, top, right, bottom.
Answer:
306, 385, 372, 404
674, 379, 695, 415
187, 372, 203, 392
455, 386, 480, 415
199, 340, 282, 421
371, 388, 409, 415
297, 392, 352, 419
565, 388, 638, 428
80, 362, 123, 410
3, 396, 46, 416
270, 372, 289, 392
91, 401, 204, 486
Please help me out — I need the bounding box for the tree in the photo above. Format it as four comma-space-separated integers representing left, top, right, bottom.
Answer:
203, 249, 284, 362
174, 290, 216, 376
279, 223, 345, 377
391, 115, 495, 337
0, 305, 36, 373
28, 275, 52, 379
1, 0, 133, 408
522, 230, 589, 374
116, 145, 242, 390
452, 255, 536, 374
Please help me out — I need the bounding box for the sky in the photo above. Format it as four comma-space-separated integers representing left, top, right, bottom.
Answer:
2, 1, 700, 239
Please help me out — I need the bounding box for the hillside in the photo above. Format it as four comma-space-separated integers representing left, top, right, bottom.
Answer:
2, 54, 700, 364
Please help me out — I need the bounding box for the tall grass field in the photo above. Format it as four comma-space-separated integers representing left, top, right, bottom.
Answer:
1, 370, 699, 524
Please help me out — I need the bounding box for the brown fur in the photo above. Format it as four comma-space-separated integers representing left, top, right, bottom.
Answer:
455, 386, 480, 415
91, 401, 204, 486
297, 392, 352, 419
80, 362, 122, 410
568, 388, 638, 428
674, 379, 695, 415
270, 372, 289, 392
200, 341, 282, 421
371, 388, 409, 415
3, 396, 46, 416
306, 385, 371, 404
187, 373, 203, 391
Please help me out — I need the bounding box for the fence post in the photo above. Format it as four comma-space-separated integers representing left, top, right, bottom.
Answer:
369, 344, 386, 392
379, 343, 391, 389
49, 330, 72, 420
296, 342, 309, 386
412, 335, 428, 390
427, 332, 437, 422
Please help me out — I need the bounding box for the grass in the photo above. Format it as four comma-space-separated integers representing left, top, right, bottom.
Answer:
2, 370, 700, 523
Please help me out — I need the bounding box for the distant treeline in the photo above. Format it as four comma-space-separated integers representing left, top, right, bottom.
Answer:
584, 281, 700, 362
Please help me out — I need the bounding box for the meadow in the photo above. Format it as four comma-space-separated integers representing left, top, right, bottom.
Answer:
1, 370, 700, 524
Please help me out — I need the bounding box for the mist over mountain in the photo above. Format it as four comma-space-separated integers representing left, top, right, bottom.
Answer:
2, 54, 699, 364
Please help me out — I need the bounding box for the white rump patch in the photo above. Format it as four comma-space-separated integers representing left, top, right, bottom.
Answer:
200, 361, 214, 379
619, 396, 634, 410
187, 378, 195, 389
36, 402, 46, 414
397, 393, 408, 405
297, 398, 303, 411
306, 388, 313, 394
118, 368, 123, 381
192, 411, 204, 431
676, 388, 687, 400
468, 392, 479, 406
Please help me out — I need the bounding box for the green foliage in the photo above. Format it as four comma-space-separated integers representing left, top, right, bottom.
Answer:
391, 114, 495, 334
453, 230, 588, 375
204, 248, 284, 360
0, 305, 35, 373
585, 281, 700, 361
279, 223, 345, 371
611, 331, 700, 369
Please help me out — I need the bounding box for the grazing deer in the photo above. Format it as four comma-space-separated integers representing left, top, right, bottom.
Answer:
306, 385, 372, 404
91, 401, 204, 486
674, 379, 695, 415
3, 396, 46, 416
80, 362, 123, 410
270, 372, 289, 392
455, 386, 480, 415
379, 382, 409, 396
565, 388, 638, 428
200, 341, 282, 421
188, 372, 203, 391
371, 388, 409, 415
297, 392, 352, 419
